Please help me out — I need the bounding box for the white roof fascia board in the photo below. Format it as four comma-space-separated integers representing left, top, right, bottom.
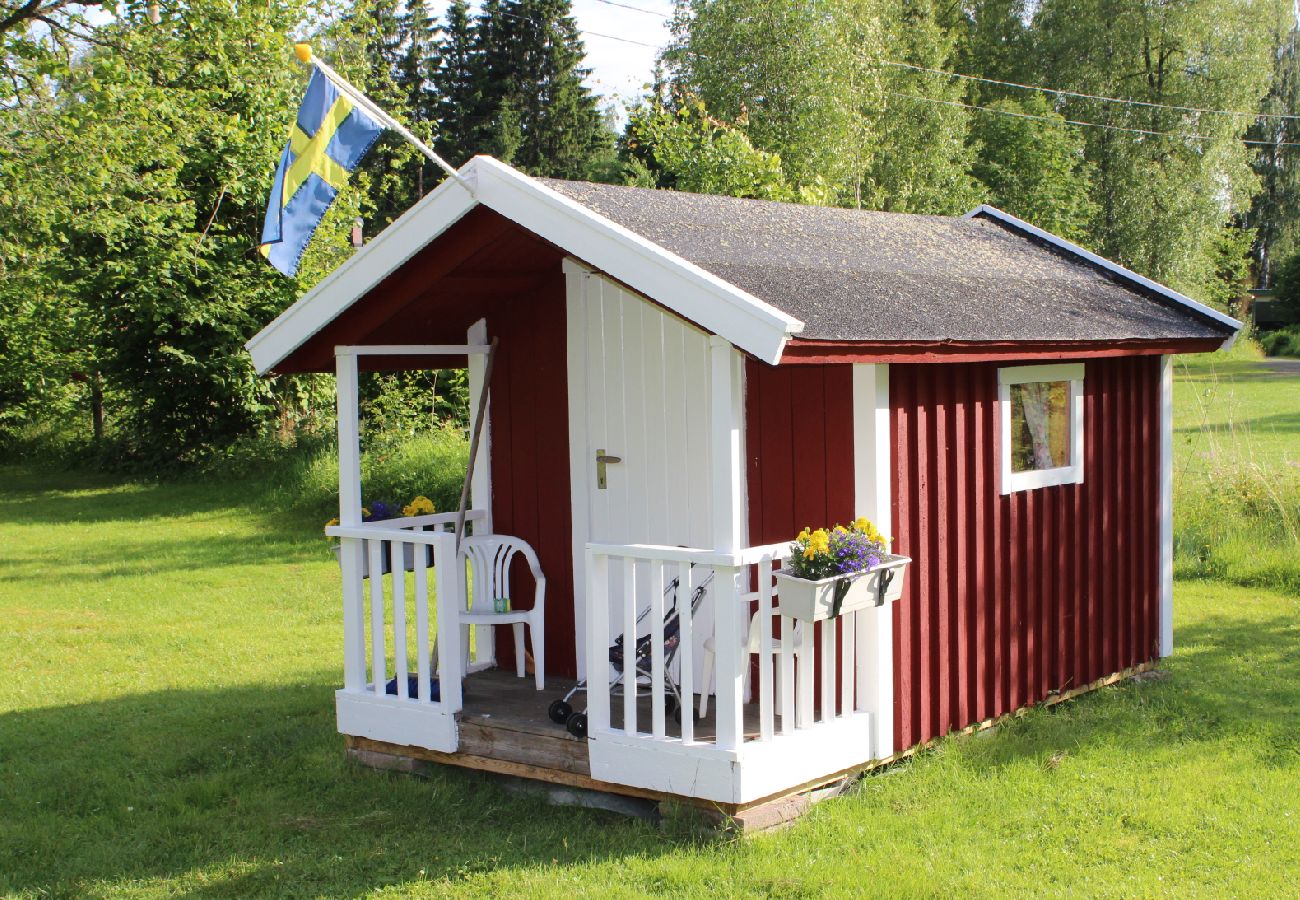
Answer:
246, 172, 480, 374
964, 204, 1242, 349
247, 157, 806, 374
470, 156, 803, 364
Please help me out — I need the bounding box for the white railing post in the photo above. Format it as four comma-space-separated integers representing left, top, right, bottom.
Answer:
587, 550, 611, 734
390, 540, 408, 699
336, 348, 366, 692
712, 564, 744, 750
622, 556, 638, 736
757, 557, 775, 741
676, 560, 695, 743
369, 539, 386, 695
433, 531, 463, 712
414, 542, 432, 702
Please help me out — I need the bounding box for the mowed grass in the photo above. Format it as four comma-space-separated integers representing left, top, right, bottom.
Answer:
2, 353, 1300, 896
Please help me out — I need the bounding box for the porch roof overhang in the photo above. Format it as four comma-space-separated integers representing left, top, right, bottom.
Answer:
245, 156, 804, 373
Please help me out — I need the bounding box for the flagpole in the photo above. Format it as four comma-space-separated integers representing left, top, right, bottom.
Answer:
293, 43, 473, 195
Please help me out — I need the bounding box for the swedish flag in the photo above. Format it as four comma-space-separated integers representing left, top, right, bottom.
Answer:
259, 68, 383, 277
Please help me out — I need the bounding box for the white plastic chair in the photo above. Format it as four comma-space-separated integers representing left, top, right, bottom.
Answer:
458, 535, 546, 690
698, 607, 803, 718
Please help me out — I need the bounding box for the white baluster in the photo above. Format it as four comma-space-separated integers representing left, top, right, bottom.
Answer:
780, 612, 796, 736
414, 540, 431, 703
622, 556, 637, 736
390, 540, 408, 699
841, 610, 855, 716
821, 618, 836, 722
797, 610, 815, 728
340, 537, 366, 691
649, 561, 666, 739
368, 539, 385, 695
757, 557, 775, 741
433, 532, 463, 712
677, 560, 694, 744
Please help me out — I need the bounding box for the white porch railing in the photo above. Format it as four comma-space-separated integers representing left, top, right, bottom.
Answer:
325, 510, 486, 752
584, 541, 888, 804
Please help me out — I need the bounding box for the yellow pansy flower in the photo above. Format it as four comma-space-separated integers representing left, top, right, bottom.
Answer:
403, 495, 435, 517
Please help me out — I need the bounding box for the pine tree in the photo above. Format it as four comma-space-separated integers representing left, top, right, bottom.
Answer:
432, 0, 479, 167
466, 0, 607, 177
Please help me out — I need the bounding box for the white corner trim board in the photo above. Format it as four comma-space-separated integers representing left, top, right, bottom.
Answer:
964, 205, 1242, 347
1159, 355, 1174, 656
998, 362, 1085, 495
246, 156, 805, 374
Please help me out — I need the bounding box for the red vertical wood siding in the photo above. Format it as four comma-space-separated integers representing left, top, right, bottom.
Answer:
486, 271, 578, 679
889, 357, 1162, 750
745, 361, 857, 543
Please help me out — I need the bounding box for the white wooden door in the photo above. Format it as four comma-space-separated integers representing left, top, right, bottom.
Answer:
565, 261, 716, 678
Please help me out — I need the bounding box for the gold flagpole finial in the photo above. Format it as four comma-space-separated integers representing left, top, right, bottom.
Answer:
294, 43, 313, 64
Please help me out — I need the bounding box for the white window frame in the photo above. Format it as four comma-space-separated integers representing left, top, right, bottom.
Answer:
998, 363, 1085, 495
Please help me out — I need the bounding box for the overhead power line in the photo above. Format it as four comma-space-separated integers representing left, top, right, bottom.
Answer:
494, 8, 664, 49
879, 59, 1300, 122
590, 0, 671, 18
886, 92, 1300, 147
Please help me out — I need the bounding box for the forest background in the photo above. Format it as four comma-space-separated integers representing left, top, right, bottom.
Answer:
3, 0, 1300, 467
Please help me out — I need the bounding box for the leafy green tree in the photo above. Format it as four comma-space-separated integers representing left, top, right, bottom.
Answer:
1247, 23, 1300, 288
1030, 0, 1286, 299
624, 96, 793, 200
0, 0, 320, 463
665, 0, 867, 202
971, 95, 1095, 240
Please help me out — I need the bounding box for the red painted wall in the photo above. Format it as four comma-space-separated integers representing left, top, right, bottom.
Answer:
745, 362, 857, 542
889, 357, 1162, 749
486, 270, 579, 679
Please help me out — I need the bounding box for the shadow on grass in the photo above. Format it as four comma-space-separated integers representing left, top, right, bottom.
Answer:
1174, 410, 1300, 438
0, 679, 692, 896
943, 609, 1300, 775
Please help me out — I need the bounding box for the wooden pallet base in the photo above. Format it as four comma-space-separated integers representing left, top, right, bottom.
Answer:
345, 660, 1159, 833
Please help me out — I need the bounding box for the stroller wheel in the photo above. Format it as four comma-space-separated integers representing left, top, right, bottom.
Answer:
548, 699, 572, 724
566, 713, 588, 739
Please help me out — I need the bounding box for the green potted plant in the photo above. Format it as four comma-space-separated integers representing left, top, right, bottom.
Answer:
773, 517, 910, 622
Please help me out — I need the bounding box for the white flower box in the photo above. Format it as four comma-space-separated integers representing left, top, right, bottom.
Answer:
774, 554, 911, 622
332, 541, 433, 579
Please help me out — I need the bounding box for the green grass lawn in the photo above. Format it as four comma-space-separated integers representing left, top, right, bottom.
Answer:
3, 355, 1300, 896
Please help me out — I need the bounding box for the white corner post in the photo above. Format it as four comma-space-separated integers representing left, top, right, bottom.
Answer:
562, 258, 593, 678
335, 347, 366, 691
466, 318, 495, 669
853, 363, 894, 760
709, 335, 746, 751
466, 319, 493, 533
1159, 355, 1174, 657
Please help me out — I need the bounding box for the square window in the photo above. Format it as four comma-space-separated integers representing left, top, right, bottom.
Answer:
998, 364, 1084, 494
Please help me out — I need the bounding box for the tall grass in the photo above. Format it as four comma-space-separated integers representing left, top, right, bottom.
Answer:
1173, 355, 1300, 594
263, 427, 470, 525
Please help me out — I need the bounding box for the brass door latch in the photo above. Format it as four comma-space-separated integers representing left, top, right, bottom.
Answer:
595, 449, 622, 489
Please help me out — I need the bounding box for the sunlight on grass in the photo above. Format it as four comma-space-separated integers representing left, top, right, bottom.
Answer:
2, 462, 1299, 895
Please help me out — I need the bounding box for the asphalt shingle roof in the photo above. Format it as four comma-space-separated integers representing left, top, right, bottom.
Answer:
540, 179, 1229, 343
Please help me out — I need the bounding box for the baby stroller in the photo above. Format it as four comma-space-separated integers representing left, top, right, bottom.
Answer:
548, 568, 714, 739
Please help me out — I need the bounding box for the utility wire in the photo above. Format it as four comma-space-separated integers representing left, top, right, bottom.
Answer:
589, 0, 671, 18
494, 8, 663, 49
879, 59, 1300, 122
886, 91, 1300, 147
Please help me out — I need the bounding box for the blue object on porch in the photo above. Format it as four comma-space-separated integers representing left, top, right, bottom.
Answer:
384, 673, 440, 701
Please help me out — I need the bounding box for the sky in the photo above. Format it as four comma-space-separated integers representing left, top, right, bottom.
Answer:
426, 0, 676, 112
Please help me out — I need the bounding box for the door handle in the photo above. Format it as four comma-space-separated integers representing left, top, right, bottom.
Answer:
596, 449, 622, 489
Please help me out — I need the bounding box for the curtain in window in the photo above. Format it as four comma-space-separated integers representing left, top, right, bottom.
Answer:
1019, 382, 1056, 469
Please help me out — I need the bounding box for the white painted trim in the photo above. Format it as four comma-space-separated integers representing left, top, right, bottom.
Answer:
247, 157, 804, 374
588, 732, 740, 803
337, 344, 491, 357
852, 363, 894, 760
472, 158, 802, 363
734, 713, 873, 803
247, 177, 480, 374
1159, 355, 1174, 656
998, 362, 1085, 495
563, 258, 593, 678
336, 689, 457, 753
466, 318, 494, 668
709, 336, 745, 552
965, 204, 1242, 345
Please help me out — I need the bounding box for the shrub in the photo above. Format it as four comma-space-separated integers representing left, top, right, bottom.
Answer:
1260, 325, 1300, 358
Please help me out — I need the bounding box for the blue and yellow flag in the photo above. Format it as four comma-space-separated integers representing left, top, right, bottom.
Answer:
259, 68, 383, 277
